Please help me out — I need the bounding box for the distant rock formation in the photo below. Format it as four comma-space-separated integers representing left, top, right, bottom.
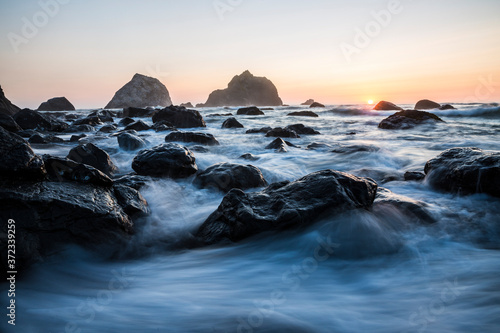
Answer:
310, 102, 325, 108
373, 101, 403, 111
301, 99, 315, 106
105, 74, 172, 109
0, 85, 21, 116
414, 99, 441, 110
287, 111, 319, 117
204, 70, 283, 107
378, 110, 444, 129
38, 97, 75, 111
237, 106, 265, 116
180, 102, 194, 108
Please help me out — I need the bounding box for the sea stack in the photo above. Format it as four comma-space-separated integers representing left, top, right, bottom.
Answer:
38, 97, 75, 111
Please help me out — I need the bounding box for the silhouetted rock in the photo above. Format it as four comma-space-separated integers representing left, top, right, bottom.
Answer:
165, 131, 219, 146
0, 113, 21, 132
0, 85, 21, 116
222, 117, 244, 128
99, 124, 117, 133
195, 103, 205, 108
415, 99, 441, 110
113, 184, 150, 217
310, 102, 325, 108
132, 143, 198, 178
119, 117, 136, 126
439, 104, 456, 110
70, 134, 87, 142
237, 106, 265, 116
301, 99, 315, 106
265, 138, 289, 152
424, 147, 500, 197
14, 109, 68, 132
124, 120, 151, 132
43, 155, 113, 187
246, 127, 272, 134
180, 102, 194, 108
287, 111, 319, 117
240, 153, 259, 161
105, 73, 172, 109
38, 97, 75, 111
204, 70, 283, 107
67, 143, 118, 176
373, 101, 403, 111
117, 132, 147, 151
118, 107, 157, 118
194, 163, 268, 192
195, 170, 378, 244
73, 115, 102, 126
266, 127, 300, 138
378, 110, 444, 129
29, 133, 64, 144
286, 124, 320, 135
404, 171, 425, 181
152, 105, 206, 128
89, 110, 115, 122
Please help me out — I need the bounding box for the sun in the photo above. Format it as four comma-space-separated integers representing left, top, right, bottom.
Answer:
368, 100, 374, 105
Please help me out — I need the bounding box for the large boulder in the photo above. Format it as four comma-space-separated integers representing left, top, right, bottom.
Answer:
424, 147, 500, 197
165, 131, 219, 146
378, 110, 444, 129
43, 155, 113, 187
286, 124, 320, 135
204, 70, 283, 107
237, 106, 265, 116
132, 143, 198, 178
373, 101, 403, 111
222, 117, 244, 128
0, 113, 22, 132
13, 109, 68, 132
37, 97, 75, 111
152, 105, 206, 128
195, 170, 378, 245
124, 120, 151, 132
117, 132, 147, 151
310, 102, 325, 108
67, 143, 118, 176
266, 127, 300, 138
180, 102, 194, 108
287, 111, 319, 118
105, 73, 173, 109
414, 99, 441, 110
0, 85, 21, 116
118, 107, 157, 118
0, 126, 46, 179
194, 163, 268, 192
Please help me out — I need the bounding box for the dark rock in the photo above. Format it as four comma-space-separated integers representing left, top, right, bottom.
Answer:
152, 120, 175, 131
114, 174, 152, 190
440, 104, 456, 110
287, 111, 319, 117
246, 127, 272, 134
307, 142, 334, 150
351, 168, 401, 183
152, 105, 206, 128
113, 185, 150, 217
105, 73, 172, 109
119, 107, 156, 118
204, 70, 283, 107
73, 115, 102, 126
240, 153, 259, 161
124, 120, 151, 132
165, 131, 219, 146
16, 129, 39, 138
301, 99, 315, 106
190, 145, 210, 153
89, 110, 115, 122
222, 117, 244, 128
117, 132, 147, 151
65, 114, 79, 121
0, 126, 46, 180
207, 113, 233, 117
43, 155, 113, 187
132, 143, 197, 178
67, 143, 118, 176
70, 134, 87, 142
194, 163, 268, 192
331, 144, 380, 154
0, 113, 22, 132
378, 110, 444, 129
99, 124, 118, 133
310, 102, 325, 108
266, 127, 300, 138
373, 101, 403, 111
404, 171, 425, 182
286, 124, 320, 135
195, 170, 378, 245
415, 99, 441, 110
265, 138, 289, 152
0, 85, 21, 116
65, 124, 95, 133
237, 106, 265, 116
13, 109, 64, 131
119, 117, 136, 126
180, 102, 194, 108
424, 147, 500, 197
29, 133, 64, 144
38, 97, 75, 111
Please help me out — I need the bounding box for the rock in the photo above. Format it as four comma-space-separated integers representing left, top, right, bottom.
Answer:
378, 110, 444, 129
195, 170, 378, 244
207, 113, 233, 117
287, 111, 319, 117
190, 145, 210, 153
67, 143, 118, 176
65, 124, 95, 133
266, 127, 300, 138
38, 97, 75, 111
286, 124, 320, 135
73, 115, 102, 126
301, 99, 315, 106
14, 109, 68, 132
265, 138, 289, 152
105, 73, 172, 109
152, 105, 206, 128
113, 185, 150, 217
16, 129, 38, 138
195, 103, 205, 108
119, 117, 136, 126
440, 104, 456, 110
0, 126, 46, 180
180, 102, 194, 108
89, 110, 115, 122
237, 106, 265, 116
404, 171, 425, 181
331, 144, 380, 154
117, 132, 147, 151
240, 153, 259, 161
0, 113, 22, 132
29, 133, 64, 144
222, 117, 244, 128
43, 155, 113, 187
99, 124, 118, 133
414, 99, 441, 110
373, 101, 403, 111
246, 127, 272, 134
194, 163, 268, 192
124, 120, 151, 132
70, 134, 87, 142
424, 147, 500, 197
152, 120, 175, 131
118, 107, 157, 118
0, 85, 21, 116
261, 108, 274, 111
132, 143, 198, 178
165, 131, 219, 146
310, 102, 325, 108
114, 174, 152, 190
204, 70, 283, 107
307, 142, 334, 150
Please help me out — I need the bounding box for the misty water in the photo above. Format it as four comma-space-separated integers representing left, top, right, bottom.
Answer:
2, 104, 500, 333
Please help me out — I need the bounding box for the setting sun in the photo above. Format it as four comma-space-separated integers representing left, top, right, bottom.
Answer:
368, 100, 374, 105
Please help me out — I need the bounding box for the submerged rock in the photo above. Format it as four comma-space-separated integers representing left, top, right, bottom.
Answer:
424, 147, 500, 197
373, 101, 403, 111
113, 184, 150, 217
38, 97, 75, 111
73, 115, 102, 126
237, 106, 265, 116
152, 105, 206, 128
287, 111, 319, 118
117, 132, 147, 151
99, 124, 118, 133
194, 163, 268, 192
222, 117, 244, 128
195, 170, 378, 245
378, 110, 444, 129
124, 120, 151, 132
439, 104, 456, 110
67, 143, 118, 176
0, 113, 22, 132
265, 138, 290, 152
240, 153, 259, 161
165, 131, 219, 146
404, 171, 425, 182
28, 133, 64, 144
286, 124, 320, 135
119, 117, 136, 127
266, 127, 300, 138
414, 99, 441, 110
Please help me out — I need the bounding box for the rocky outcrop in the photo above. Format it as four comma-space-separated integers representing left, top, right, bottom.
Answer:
105, 74, 172, 109
373, 101, 403, 111
378, 110, 444, 129
0, 85, 21, 116
180, 102, 194, 108
38, 97, 75, 111
132, 143, 198, 178
424, 147, 500, 197
301, 99, 315, 106
266, 127, 300, 138
14, 109, 69, 132
165, 131, 219, 146
0, 113, 22, 132
414, 99, 440, 110
237, 106, 265, 116
43, 155, 113, 187
204, 70, 283, 107
286, 124, 320, 135
439, 104, 456, 110
195, 170, 378, 245
119, 117, 136, 127
124, 120, 151, 132
152, 105, 206, 128
67, 143, 118, 176
222, 117, 244, 128
118, 107, 157, 118
194, 163, 268, 192
265, 138, 291, 153
28, 133, 64, 144
310, 102, 325, 108
117, 133, 147, 151
287, 111, 319, 118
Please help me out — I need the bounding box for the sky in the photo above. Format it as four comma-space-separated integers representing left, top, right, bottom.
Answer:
1, 0, 499, 109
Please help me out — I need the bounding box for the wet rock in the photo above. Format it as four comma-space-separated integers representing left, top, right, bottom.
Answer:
331, 144, 380, 154
439, 104, 456, 110
132, 143, 198, 178
240, 153, 259, 161
65, 124, 95, 133
286, 124, 320, 135
222, 117, 244, 128
207, 113, 233, 117
113, 184, 150, 217
114, 174, 152, 190
70, 134, 87, 142
152, 105, 206, 128
37, 97, 75, 111
99, 124, 118, 133
118, 107, 156, 118
373, 101, 403, 111
266, 127, 300, 138
124, 120, 151, 132
404, 171, 425, 182
237, 106, 265, 116
117, 132, 147, 151
73, 115, 102, 126
424, 147, 500, 197
301, 99, 315, 106
195, 170, 378, 244
190, 145, 210, 153
310, 102, 325, 108
14, 109, 68, 132
414, 99, 441, 110
287, 111, 319, 117
89, 110, 115, 122
165, 131, 219, 146
265, 138, 289, 153
246, 127, 272, 134
152, 120, 176, 132
119, 117, 136, 126
194, 163, 268, 192
0, 113, 22, 132
29, 133, 64, 144
307, 142, 334, 150
43, 155, 113, 187
67, 143, 118, 176
378, 110, 444, 129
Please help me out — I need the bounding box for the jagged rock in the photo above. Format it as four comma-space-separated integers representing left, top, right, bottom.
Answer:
14, 109, 68, 132
195, 170, 378, 244
301, 99, 315, 106
265, 138, 289, 152
415, 99, 441, 110
117, 132, 147, 151
152, 105, 206, 128
99, 124, 118, 133
195, 103, 205, 108
43, 155, 113, 187
310, 102, 325, 108
378, 110, 444, 129
67, 143, 118, 176
113, 184, 150, 217
222, 117, 244, 128
331, 144, 380, 154
424, 147, 500, 197
105, 73, 172, 109
246, 127, 272, 134
373, 101, 403, 111
237, 106, 265, 116
119, 117, 136, 126
287, 111, 319, 117
118, 107, 157, 118
165, 131, 219, 146
0, 85, 21, 116
286, 124, 320, 135
38, 97, 75, 111
29, 133, 64, 144
0, 113, 22, 132
266, 127, 300, 138
70, 134, 87, 142
89, 110, 115, 122
240, 153, 259, 161
73, 115, 102, 126
124, 120, 151, 132
404, 171, 425, 181
132, 143, 198, 178
194, 163, 268, 192
204, 70, 283, 107
180, 102, 194, 108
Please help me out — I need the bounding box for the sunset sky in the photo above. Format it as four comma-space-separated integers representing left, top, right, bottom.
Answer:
1, 0, 499, 109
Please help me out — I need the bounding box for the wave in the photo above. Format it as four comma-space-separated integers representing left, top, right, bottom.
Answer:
437, 106, 500, 118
